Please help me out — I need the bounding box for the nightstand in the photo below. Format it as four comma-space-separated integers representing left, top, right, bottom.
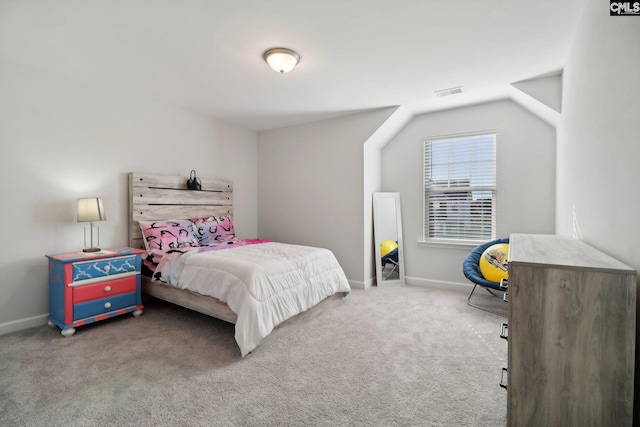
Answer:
46, 248, 145, 336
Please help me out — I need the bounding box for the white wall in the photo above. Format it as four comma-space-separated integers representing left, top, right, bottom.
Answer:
557, 5, 640, 418
363, 136, 382, 287
556, 0, 640, 272
257, 108, 398, 287
382, 99, 556, 287
0, 59, 258, 333
363, 106, 413, 287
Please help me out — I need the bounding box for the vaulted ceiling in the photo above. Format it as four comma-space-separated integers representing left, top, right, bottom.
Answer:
0, 0, 585, 130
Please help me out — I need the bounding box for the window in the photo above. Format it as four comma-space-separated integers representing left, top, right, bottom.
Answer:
423, 133, 496, 242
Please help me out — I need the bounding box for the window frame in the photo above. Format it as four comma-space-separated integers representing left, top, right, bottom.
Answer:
422, 131, 497, 245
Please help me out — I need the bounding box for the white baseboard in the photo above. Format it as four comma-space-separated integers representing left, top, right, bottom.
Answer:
405, 276, 472, 293
363, 276, 376, 289
349, 276, 377, 290
0, 279, 469, 336
0, 314, 49, 336
352, 276, 472, 292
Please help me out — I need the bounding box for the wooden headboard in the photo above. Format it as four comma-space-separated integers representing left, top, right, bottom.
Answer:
128, 172, 233, 250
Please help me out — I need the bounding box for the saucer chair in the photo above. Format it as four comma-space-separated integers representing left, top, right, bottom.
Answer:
463, 237, 509, 316
380, 240, 400, 280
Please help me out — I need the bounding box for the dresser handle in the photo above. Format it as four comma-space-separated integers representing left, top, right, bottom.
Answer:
499, 367, 508, 389
104, 302, 111, 309
103, 265, 110, 273
500, 323, 508, 340
104, 286, 112, 293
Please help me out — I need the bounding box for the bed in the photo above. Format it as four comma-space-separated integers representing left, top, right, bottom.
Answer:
128, 172, 351, 356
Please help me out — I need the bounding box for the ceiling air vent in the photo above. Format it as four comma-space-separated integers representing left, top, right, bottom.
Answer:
435, 86, 464, 97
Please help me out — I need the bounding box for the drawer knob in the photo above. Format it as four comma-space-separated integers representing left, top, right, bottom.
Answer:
103, 265, 110, 273
104, 285, 112, 293
104, 302, 112, 309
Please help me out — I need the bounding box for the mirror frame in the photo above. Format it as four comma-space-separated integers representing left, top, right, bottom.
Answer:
373, 192, 405, 286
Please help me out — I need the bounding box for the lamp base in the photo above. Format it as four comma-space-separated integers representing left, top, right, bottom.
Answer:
83, 247, 101, 253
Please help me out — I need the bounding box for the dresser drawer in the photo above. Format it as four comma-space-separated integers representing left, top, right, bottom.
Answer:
71, 255, 138, 283
73, 292, 137, 321
73, 276, 137, 304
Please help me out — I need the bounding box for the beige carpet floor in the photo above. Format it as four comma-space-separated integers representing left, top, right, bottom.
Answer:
0, 285, 507, 426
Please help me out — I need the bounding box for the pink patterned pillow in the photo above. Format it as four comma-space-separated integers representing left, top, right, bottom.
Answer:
191, 215, 235, 245
138, 219, 200, 251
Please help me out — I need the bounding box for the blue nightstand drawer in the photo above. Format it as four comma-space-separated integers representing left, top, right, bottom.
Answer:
47, 248, 144, 336
73, 292, 137, 321
72, 255, 137, 282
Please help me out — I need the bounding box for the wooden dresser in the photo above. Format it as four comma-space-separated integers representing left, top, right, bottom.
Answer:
506, 234, 636, 427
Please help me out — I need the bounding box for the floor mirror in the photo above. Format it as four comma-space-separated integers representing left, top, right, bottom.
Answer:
373, 192, 405, 286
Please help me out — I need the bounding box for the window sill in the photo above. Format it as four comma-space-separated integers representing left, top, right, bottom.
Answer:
417, 239, 485, 250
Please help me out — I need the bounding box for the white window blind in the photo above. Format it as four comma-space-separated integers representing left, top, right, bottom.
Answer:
423, 133, 496, 242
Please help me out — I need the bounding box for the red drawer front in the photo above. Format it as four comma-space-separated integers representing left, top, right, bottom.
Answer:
73, 276, 137, 304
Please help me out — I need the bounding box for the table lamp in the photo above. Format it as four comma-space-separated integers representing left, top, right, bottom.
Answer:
77, 197, 106, 252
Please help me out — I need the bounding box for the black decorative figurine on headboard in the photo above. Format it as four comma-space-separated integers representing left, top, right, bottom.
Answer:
187, 170, 202, 190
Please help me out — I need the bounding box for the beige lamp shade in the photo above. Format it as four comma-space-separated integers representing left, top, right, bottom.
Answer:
77, 197, 106, 222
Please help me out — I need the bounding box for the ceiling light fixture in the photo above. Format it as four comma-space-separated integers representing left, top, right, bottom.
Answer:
263, 48, 300, 74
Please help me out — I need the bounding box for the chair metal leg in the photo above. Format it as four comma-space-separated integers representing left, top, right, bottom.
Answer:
467, 284, 507, 317
484, 287, 501, 298
382, 261, 399, 280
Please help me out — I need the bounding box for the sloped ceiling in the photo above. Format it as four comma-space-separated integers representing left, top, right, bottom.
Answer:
0, 0, 585, 130
510, 71, 563, 127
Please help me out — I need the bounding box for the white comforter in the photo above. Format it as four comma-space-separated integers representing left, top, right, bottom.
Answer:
156, 242, 351, 356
